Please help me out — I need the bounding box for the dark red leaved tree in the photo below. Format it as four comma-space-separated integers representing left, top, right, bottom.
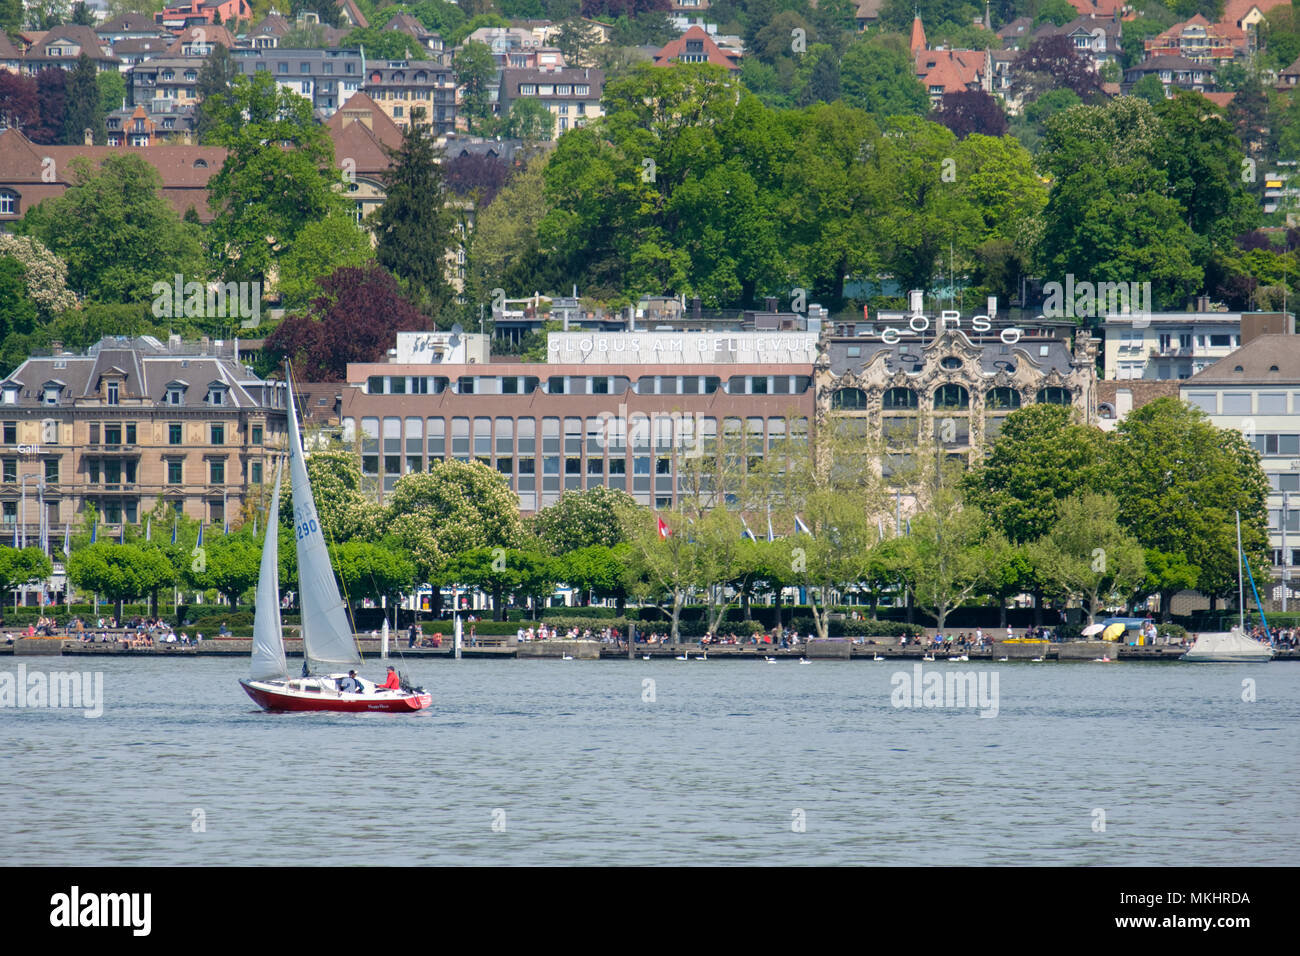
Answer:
265, 264, 431, 381
931, 90, 1008, 139
0, 72, 39, 133
31, 68, 67, 146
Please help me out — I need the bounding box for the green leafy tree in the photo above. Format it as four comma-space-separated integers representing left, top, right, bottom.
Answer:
531, 486, 642, 553
0, 545, 53, 600
96, 70, 126, 124
1113, 397, 1270, 618
464, 154, 556, 308
962, 404, 1114, 544
330, 540, 416, 614
444, 546, 555, 620
454, 41, 497, 134
1130, 73, 1167, 105
558, 543, 633, 612
195, 44, 237, 146
1028, 492, 1147, 625
504, 96, 556, 141
278, 447, 384, 544
205, 72, 346, 284
903, 482, 993, 633
275, 213, 374, 310
840, 33, 928, 120
186, 527, 261, 609
19, 154, 204, 303
67, 543, 173, 622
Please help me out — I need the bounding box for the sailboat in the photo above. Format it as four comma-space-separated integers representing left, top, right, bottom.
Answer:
239, 367, 432, 713
1183, 511, 1275, 664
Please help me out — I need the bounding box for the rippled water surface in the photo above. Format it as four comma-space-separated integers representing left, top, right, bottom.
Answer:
2, 656, 1296, 865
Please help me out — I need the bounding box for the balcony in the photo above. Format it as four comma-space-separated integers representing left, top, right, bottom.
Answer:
83, 444, 140, 455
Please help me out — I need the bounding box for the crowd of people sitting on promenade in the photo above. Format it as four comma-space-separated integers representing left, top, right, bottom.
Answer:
66, 615, 205, 648
1248, 624, 1299, 648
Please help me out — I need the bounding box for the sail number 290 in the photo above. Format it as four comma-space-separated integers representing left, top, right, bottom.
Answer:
296, 518, 318, 540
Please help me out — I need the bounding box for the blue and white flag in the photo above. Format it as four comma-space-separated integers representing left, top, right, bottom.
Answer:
740, 517, 757, 541
11, 523, 17, 549
145, 517, 151, 542
794, 514, 813, 537
766, 516, 775, 543
906, 518, 912, 536
171, 517, 177, 545
63, 523, 70, 557
118, 522, 125, 545
90, 519, 97, 544
878, 518, 885, 541
197, 523, 204, 547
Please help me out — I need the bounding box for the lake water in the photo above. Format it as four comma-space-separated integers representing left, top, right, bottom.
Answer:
2, 656, 1296, 866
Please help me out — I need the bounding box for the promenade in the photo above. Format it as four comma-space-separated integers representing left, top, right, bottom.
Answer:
5, 635, 1297, 661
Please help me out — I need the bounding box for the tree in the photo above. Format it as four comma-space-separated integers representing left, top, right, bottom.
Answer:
504, 96, 556, 142
31, 68, 67, 146
1028, 492, 1146, 624
1113, 397, 1270, 618
553, 18, 602, 67
444, 546, 555, 620
372, 116, 457, 312
1011, 35, 1105, 107
0, 0, 21, 32
383, 461, 526, 599
275, 213, 374, 310
795, 45, 841, 108
932, 90, 1008, 139
454, 41, 497, 134
444, 152, 511, 207
330, 540, 416, 617
278, 447, 383, 544
343, 26, 426, 59
0, 72, 38, 133
19, 154, 205, 304
557, 544, 632, 612
67, 543, 172, 622
532, 486, 642, 553
962, 404, 1113, 544
464, 154, 557, 311
96, 70, 127, 124
205, 72, 345, 284
840, 34, 929, 119
265, 264, 431, 381
186, 527, 261, 609
1130, 73, 1167, 105
903, 480, 994, 633
63, 53, 103, 145
0, 546, 53, 600
194, 45, 237, 146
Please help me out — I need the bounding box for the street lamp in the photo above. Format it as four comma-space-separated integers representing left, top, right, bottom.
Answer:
19, 472, 42, 551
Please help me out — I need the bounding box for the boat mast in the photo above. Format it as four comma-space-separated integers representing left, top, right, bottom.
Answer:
1237, 510, 1244, 632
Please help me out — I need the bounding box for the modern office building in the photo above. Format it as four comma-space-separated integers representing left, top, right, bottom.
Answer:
1, 336, 287, 541
1180, 330, 1300, 598
339, 329, 818, 512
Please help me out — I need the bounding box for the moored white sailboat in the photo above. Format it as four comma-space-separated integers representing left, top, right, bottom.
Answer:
1182, 511, 1275, 664
239, 366, 431, 713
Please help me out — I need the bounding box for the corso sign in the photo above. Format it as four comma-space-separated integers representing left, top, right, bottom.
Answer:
873, 311, 1021, 345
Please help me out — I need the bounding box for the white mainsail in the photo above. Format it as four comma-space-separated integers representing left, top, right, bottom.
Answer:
286, 366, 363, 674
249, 459, 287, 681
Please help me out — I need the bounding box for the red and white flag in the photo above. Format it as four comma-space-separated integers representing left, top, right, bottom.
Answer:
657, 516, 671, 539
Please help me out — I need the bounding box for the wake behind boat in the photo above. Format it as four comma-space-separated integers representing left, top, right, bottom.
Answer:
238, 363, 431, 714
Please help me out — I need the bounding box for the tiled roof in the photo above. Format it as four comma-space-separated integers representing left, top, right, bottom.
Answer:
653, 25, 741, 69
327, 91, 405, 151
1187, 334, 1300, 384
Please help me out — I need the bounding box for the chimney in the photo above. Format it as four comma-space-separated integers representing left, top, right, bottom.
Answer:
691, 296, 701, 317
909, 289, 924, 313
83, 127, 93, 146
764, 296, 778, 312
987, 295, 997, 318
50, 340, 62, 353
200, 336, 210, 354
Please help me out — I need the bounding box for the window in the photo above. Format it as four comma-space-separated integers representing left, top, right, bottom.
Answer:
104, 424, 121, 446
934, 384, 970, 410
1222, 394, 1252, 416
1036, 387, 1071, 406
106, 382, 119, 405
167, 460, 182, 484
882, 388, 919, 410
0, 190, 17, 216
2, 422, 13, 443
832, 388, 867, 410
207, 386, 226, 406
167, 386, 184, 405
251, 424, 263, 445
2, 458, 14, 482
169, 423, 182, 445
251, 461, 263, 484
211, 423, 224, 444
42, 385, 58, 405
210, 460, 225, 484
125, 423, 136, 445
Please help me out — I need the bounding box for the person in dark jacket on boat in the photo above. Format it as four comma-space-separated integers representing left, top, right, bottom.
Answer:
378, 666, 401, 691
339, 671, 361, 693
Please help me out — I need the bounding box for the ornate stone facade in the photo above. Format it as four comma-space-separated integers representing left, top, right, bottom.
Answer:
815, 320, 1099, 469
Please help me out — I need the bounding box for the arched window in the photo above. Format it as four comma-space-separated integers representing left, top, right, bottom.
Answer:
1037, 387, 1071, 405
882, 387, 918, 410
934, 384, 969, 410
832, 387, 867, 410
1098, 403, 1115, 420
985, 387, 1021, 410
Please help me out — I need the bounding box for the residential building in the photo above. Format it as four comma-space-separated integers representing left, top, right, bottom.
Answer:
384, 13, 444, 59
653, 25, 742, 71
496, 67, 604, 138
21, 24, 120, 74
854, 0, 883, 29
229, 48, 364, 117
106, 103, 197, 146
131, 56, 205, 110
166, 24, 234, 56
1145, 14, 1242, 65
1122, 54, 1216, 94
0, 128, 224, 222
363, 59, 457, 134
1102, 310, 1291, 380
326, 91, 404, 224
0, 336, 287, 542
97, 13, 171, 45
155, 0, 251, 33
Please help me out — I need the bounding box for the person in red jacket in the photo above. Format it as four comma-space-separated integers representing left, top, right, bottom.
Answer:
378, 666, 401, 691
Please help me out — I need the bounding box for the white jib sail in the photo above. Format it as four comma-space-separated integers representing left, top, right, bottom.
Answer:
286, 367, 363, 674
250, 458, 287, 681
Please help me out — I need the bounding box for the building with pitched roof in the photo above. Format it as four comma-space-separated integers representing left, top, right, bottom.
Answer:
496, 67, 604, 138
653, 25, 741, 71
0, 128, 224, 222
326, 91, 402, 224
363, 59, 457, 135
1122, 53, 1216, 94
21, 24, 120, 73
1145, 14, 1242, 65
0, 336, 287, 534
